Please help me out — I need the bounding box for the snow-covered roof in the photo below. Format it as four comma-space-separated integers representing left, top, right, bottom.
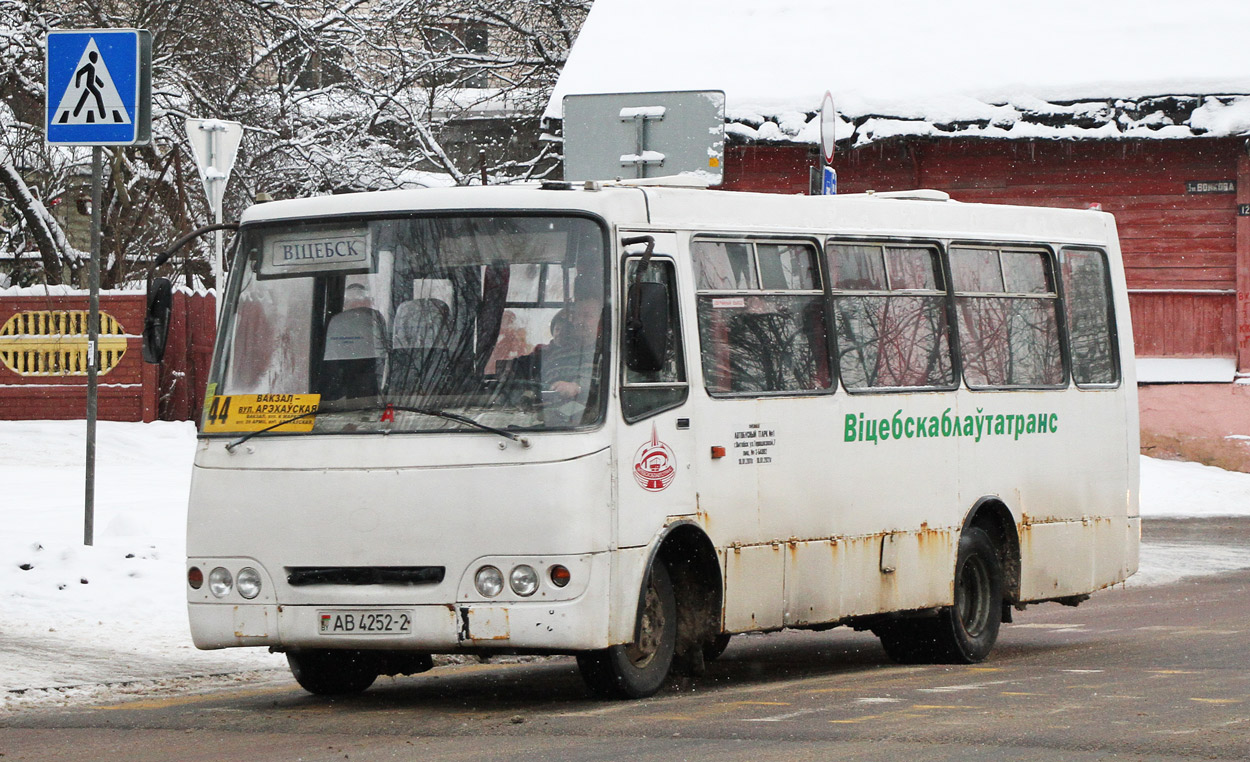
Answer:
546, 0, 1250, 146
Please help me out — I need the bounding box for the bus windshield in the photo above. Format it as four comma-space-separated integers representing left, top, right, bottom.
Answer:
209, 214, 608, 435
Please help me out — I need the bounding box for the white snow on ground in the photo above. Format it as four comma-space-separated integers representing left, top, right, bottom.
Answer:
0, 421, 285, 713
1139, 455, 1250, 519
3, 420, 1250, 712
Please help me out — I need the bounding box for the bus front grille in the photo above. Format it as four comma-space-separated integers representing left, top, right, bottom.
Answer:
285, 566, 445, 587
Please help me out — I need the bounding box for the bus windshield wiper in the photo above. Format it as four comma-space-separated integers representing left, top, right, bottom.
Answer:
224, 400, 529, 452
380, 403, 530, 447
224, 408, 320, 452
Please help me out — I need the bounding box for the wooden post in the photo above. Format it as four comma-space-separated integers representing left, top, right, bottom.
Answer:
1237, 148, 1250, 376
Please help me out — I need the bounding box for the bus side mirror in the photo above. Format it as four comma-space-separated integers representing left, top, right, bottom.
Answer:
141, 276, 173, 364
625, 281, 671, 373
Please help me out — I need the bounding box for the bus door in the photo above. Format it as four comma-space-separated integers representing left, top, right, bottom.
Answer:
615, 232, 696, 551
686, 237, 833, 631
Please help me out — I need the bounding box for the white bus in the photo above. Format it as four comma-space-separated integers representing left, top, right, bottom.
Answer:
169, 182, 1138, 699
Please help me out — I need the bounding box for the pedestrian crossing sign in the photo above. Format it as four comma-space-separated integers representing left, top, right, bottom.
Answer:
46, 29, 151, 146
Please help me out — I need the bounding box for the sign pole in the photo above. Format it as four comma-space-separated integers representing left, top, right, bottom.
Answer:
206, 124, 223, 319
819, 91, 838, 196
46, 28, 151, 547
85, 145, 103, 547
214, 207, 224, 320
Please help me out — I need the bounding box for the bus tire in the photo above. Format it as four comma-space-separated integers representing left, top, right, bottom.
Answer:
929, 526, 1004, 663
876, 527, 1004, 664
287, 649, 379, 695
576, 560, 677, 699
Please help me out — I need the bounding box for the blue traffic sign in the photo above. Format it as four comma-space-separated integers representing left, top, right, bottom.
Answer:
46, 29, 151, 145
822, 165, 838, 196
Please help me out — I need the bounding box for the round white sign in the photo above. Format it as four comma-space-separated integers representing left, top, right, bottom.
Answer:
819, 91, 836, 165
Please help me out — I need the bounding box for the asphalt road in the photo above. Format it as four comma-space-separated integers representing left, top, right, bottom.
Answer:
3, 517, 1249, 762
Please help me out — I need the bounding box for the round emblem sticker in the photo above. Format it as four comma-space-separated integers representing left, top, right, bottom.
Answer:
633, 425, 676, 492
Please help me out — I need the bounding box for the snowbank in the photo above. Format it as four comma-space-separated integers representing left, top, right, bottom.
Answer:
1140, 456, 1250, 518
0, 421, 283, 706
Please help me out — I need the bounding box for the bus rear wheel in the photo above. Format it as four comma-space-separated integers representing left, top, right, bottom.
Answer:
577, 561, 677, 699
877, 527, 1004, 664
287, 649, 379, 695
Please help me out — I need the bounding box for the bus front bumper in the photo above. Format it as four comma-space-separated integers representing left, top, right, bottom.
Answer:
188, 596, 611, 653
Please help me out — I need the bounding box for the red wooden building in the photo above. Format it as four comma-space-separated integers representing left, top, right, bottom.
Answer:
721, 126, 1250, 378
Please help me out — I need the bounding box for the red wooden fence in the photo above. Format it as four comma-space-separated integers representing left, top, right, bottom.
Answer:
159, 291, 217, 422
0, 291, 216, 422
0, 293, 157, 421
1128, 291, 1236, 357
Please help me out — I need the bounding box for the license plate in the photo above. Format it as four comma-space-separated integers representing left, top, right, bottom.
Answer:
318, 610, 413, 635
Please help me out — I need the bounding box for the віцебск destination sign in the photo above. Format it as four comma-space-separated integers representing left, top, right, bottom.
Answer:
260, 228, 373, 277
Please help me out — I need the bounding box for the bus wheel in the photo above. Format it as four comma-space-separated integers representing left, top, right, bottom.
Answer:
924, 527, 1004, 663
876, 527, 1004, 664
938, 526, 1004, 662
576, 561, 677, 699
287, 649, 379, 695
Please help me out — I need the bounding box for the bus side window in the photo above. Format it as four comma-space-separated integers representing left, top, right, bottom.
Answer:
622, 258, 688, 423
1059, 248, 1119, 386
951, 246, 1064, 389
694, 239, 831, 396
829, 242, 954, 391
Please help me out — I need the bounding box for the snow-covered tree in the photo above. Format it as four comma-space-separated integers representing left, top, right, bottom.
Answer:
0, 0, 589, 288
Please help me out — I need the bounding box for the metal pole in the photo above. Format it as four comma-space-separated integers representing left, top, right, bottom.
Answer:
205, 124, 224, 322
214, 206, 223, 321
85, 145, 102, 547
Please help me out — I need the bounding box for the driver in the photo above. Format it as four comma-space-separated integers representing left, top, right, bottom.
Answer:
540, 300, 601, 401
508, 297, 601, 423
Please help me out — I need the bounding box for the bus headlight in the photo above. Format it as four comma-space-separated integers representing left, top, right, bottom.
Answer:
475, 566, 504, 597
208, 567, 233, 598
236, 567, 262, 599
509, 565, 539, 597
